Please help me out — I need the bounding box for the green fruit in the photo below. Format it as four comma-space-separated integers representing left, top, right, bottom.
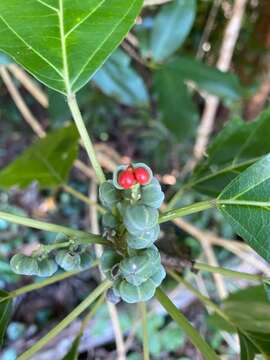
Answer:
102, 212, 118, 229
140, 178, 164, 209
79, 249, 95, 270
120, 246, 160, 286
148, 265, 166, 287
127, 224, 160, 249
10, 254, 39, 276
99, 180, 120, 209
100, 249, 122, 280
37, 258, 58, 277
123, 205, 159, 234
117, 278, 156, 303
55, 250, 81, 271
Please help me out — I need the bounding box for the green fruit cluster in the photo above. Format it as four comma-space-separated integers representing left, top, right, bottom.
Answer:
10, 246, 95, 277
99, 163, 166, 303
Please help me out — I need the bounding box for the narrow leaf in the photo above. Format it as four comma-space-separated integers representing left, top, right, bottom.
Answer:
0, 125, 79, 189
155, 288, 219, 360
0, 0, 143, 94
238, 332, 258, 360
0, 289, 12, 345
150, 0, 196, 62
62, 335, 81, 360
218, 154, 270, 262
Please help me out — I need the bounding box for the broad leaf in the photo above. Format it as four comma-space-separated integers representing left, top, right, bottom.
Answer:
223, 286, 270, 356
167, 57, 242, 101
0, 289, 12, 346
0, 125, 79, 189
192, 109, 270, 196
150, 0, 196, 62
208, 286, 270, 358
93, 49, 149, 107
154, 65, 198, 140
0, 0, 143, 94
218, 154, 270, 262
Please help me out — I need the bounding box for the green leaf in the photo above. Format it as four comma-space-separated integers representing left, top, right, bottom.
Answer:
0, 125, 79, 189
62, 335, 81, 360
238, 332, 258, 360
93, 49, 149, 107
217, 153, 270, 262
150, 0, 196, 62
167, 57, 242, 101
222, 286, 270, 356
155, 288, 219, 360
0, 289, 12, 346
0, 0, 143, 94
154, 65, 198, 140
192, 108, 270, 196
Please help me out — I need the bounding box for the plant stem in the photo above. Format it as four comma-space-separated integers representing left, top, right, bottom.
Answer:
139, 302, 150, 360
194, 263, 270, 282
17, 279, 112, 360
63, 184, 106, 214
159, 200, 216, 224
8, 269, 83, 300
67, 92, 106, 184
0, 210, 107, 245
155, 288, 219, 360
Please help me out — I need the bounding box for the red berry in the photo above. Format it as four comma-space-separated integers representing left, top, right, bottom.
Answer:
134, 167, 150, 185
118, 169, 136, 189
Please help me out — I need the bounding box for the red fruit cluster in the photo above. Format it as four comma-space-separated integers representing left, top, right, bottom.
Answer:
118, 166, 150, 189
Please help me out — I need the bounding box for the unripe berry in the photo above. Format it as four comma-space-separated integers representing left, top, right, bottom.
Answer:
118, 169, 136, 189
134, 167, 150, 185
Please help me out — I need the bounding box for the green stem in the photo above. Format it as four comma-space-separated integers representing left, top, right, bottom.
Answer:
168, 270, 233, 325
0, 210, 107, 245
63, 184, 106, 214
7, 269, 82, 300
155, 288, 219, 360
17, 279, 112, 360
139, 302, 150, 360
194, 263, 270, 282
67, 93, 106, 184
159, 200, 216, 224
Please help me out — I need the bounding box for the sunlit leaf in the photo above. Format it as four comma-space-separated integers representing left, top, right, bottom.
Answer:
0, 0, 143, 94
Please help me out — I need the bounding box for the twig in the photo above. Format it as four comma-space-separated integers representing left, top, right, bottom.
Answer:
0, 66, 46, 138
8, 64, 48, 108
192, 0, 248, 168
196, 0, 222, 60
89, 182, 126, 360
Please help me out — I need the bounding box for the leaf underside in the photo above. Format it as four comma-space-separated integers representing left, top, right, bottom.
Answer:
0, 0, 143, 94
